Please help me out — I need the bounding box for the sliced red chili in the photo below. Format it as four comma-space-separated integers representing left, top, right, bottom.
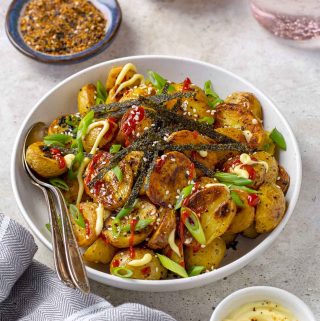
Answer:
247, 194, 260, 207
182, 77, 192, 91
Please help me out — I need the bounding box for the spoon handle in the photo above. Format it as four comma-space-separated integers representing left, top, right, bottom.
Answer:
53, 187, 90, 293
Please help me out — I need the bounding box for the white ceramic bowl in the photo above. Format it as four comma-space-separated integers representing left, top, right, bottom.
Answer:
210, 286, 316, 321
11, 55, 302, 291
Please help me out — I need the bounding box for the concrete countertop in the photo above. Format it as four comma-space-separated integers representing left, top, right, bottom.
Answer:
1, 0, 319, 320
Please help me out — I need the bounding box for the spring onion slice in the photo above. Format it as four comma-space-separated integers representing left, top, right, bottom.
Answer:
188, 266, 205, 277
175, 184, 194, 210
111, 165, 123, 182
204, 80, 223, 108
229, 185, 260, 194
269, 127, 287, 151
112, 267, 133, 278
157, 254, 188, 278
110, 144, 122, 154
48, 178, 69, 191
43, 134, 72, 146
120, 218, 154, 233
69, 204, 85, 228
198, 116, 214, 125
96, 80, 107, 105
230, 190, 244, 207
147, 71, 175, 93
214, 172, 252, 186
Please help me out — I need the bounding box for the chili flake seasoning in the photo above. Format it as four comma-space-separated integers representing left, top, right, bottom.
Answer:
19, 0, 107, 55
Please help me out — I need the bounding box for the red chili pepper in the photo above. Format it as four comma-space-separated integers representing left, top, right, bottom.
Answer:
50, 148, 66, 169
188, 162, 195, 180
121, 106, 145, 137
191, 151, 197, 160
112, 259, 120, 267
179, 220, 185, 244
223, 156, 241, 172
192, 131, 199, 139
242, 164, 256, 180
179, 261, 185, 267
141, 266, 151, 276
100, 233, 109, 246
85, 219, 91, 237
155, 158, 166, 172
182, 77, 192, 91
192, 242, 201, 253
247, 194, 260, 207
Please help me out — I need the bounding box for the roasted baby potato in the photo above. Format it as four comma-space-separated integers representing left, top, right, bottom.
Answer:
253, 151, 279, 184
185, 237, 226, 270
242, 223, 260, 239
110, 248, 167, 280
71, 202, 99, 247
221, 233, 238, 247
277, 165, 290, 194
26, 142, 67, 178
225, 92, 263, 120
148, 207, 176, 250
227, 190, 255, 234
106, 66, 123, 91
83, 237, 116, 264
146, 151, 196, 207
214, 103, 267, 149
255, 183, 286, 233
47, 114, 80, 137
119, 84, 156, 101
196, 176, 219, 189
103, 199, 157, 248
187, 186, 237, 244
78, 84, 97, 115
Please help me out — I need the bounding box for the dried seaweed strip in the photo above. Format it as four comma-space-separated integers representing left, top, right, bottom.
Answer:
144, 151, 159, 190
193, 160, 215, 177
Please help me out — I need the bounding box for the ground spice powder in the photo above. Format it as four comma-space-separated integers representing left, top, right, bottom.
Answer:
20, 0, 107, 55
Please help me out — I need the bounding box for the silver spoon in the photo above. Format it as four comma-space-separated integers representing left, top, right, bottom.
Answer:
23, 122, 90, 293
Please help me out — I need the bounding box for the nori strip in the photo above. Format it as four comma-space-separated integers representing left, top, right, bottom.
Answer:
193, 159, 215, 177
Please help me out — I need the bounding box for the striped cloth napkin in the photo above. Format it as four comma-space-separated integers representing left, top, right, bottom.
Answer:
0, 214, 176, 321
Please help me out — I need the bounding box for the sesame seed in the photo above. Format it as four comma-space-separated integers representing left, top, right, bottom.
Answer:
168, 204, 173, 209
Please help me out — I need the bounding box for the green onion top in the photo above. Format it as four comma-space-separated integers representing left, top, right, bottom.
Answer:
198, 116, 214, 125
230, 190, 244, 207
44, 134, 72, 147
69, 204, 85, 228
110, 144, 122, 154
111, 267, 133, 278
157, 253, 188, 278
175, 184, 194, 210
147, 70, 175, 93
188, 265, 205, 277
96, 80, 107, 105
48, 177, 69, 191
112, 165, 123, 182
214, 172, 252, 186
269, 127, 286, 151
204, 80, 223, 108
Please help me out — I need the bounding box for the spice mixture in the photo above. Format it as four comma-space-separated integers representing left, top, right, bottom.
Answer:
19, 0, 107, 55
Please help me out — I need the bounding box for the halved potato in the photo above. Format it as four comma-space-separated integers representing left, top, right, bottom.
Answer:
186, 186, 237, 244
146, 151, 196, 207
78, 84, 96, 115
103, 199, 157, 248
123, 151, 144, 177
253, 151, 278, 183
277, 165, 290, 194
148, 208, 176, 250
255, 183, 286, 233
227, 190, 255, 234
106, 66, 123, 91
110, 248, 167, 280
83, 237, 116, 264
242, 223, 259, 239
221, 233, 238, 247
48, 114, 81, 137
184, 237, 226, 270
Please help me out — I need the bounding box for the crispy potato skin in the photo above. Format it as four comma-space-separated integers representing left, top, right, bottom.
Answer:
123, 151, 144, 177
227, 190, 255, 234
277, 165, 290, 194
167, 130, 219, 172
78, 84, 96, 115
26, 142, 67, 178
47, 114, 80, 136
255, 183, 286, 233
71, 202, 98, 247
119, 85, 156, 101
83, 237, 116, 264
225, 92, 263, 120
106, 66, 123, 91
103, 200, 157, 248
185, 237, 226, 270
148, 208, 176, 250
253, 151, 279, 183
214, 103, 267, 149
187, 186, 237, 244
146, 151, 196, 207
110, 248, 167, 280
242, 223, 260, 239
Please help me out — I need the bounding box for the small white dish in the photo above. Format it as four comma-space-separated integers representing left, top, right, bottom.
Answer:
211, 286, 316, 321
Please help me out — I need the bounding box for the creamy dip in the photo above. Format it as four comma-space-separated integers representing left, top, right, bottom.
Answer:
223, 300, 298, 321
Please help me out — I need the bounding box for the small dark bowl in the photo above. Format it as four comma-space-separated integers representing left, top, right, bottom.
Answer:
5, 0, 122, 64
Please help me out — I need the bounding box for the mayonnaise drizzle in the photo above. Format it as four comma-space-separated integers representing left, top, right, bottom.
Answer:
128, 253, 153, 267
168, 229, 181, 257
95, 203, 105, 236
240, 153, 269, 171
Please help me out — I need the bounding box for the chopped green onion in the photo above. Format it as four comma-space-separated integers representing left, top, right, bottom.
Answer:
43, 134, 72, 147
188, 266, 205, 277
214, 172, 252, 186
95, 80, 107, 105
175, 184, 194, 210
157, 253, 188, 278
147, 70, 175, 93
45, 216, 62, 232
45, 223, 51, 232
48, 178, 69, 191
230, 190, 244, 207
181, 207, 206, 245
77, 111, 94, 140
112, 165, 123, 182
111, 267, 133, 278
69, 204, 85, 228
110, 144, 122, 154
269, 128, 286, 151
113, 199, 139, 224
120, 218, 154, 233
198, 117, 214, 125
65, 114, 80, 128
229, 185, 260, 194
204, 80, 223, 108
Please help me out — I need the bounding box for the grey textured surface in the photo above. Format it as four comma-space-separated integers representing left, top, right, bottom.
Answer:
1, 0, 320, 320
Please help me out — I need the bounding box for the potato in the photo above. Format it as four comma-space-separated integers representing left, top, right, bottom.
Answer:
47, 114, 81, 137
185, 237, 226, 270
148, 208, 176, 250
110, 248, 167, 280
255, 183, 286, 233
196, 177, 219, 189
83, 237, 116, 264
78, 84, 97, 115
242, 223, 259, 239
225, 92, 263, 120
187, 186, 237, 244
277, 165, 290, 194
71, 202, 99, 247
106, 66, 123, 91
214, 103, 267, 149
221, 233, 238, 247
26, 142, 67, 178
167, 130, 219, 172
227, 190, 255, 234
146, 151, 196, 207
253, 151, 278, 183
123, 151, 144, 177
119, 84, 156, 101
103, 199, 157, 248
